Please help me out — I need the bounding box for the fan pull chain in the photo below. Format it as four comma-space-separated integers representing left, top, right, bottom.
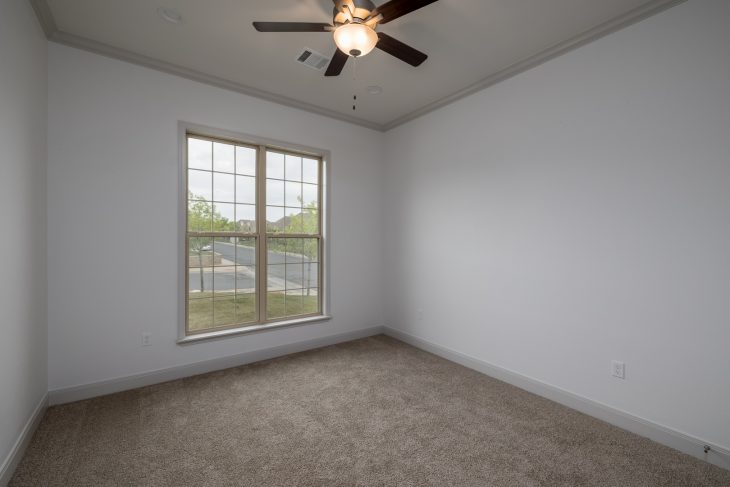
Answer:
352, 55, 357, 111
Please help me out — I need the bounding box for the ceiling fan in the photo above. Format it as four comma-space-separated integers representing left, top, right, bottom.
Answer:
253, 0, 439, 76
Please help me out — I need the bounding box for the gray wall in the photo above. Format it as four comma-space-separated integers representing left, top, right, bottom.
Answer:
383, 0, 730, 451
47, 43, 385, 391
0, 0, 48, 472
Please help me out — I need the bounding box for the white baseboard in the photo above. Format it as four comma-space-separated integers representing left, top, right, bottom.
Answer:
0, 393, 48, 487
384, 326, 730, 471
49, 325, 384, 406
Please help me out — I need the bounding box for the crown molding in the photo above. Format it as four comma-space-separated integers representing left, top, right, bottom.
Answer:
28, 0, 56, 37
46, 29, 385, 132
29, 0, 685, 133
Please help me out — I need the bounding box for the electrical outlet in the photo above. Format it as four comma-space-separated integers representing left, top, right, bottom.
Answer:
612, 360, 625, 379
142, 332, 152, 346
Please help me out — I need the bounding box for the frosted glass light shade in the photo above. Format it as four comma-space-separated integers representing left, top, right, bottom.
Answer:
333, 23, 378, 57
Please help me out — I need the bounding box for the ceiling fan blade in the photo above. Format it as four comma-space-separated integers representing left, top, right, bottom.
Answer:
252, 22, 333, 32
325, 49, 349, 77
371, 0, 439, 24
376, 33, 428, 67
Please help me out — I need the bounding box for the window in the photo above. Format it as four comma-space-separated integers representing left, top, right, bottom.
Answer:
184, 131, 324, 337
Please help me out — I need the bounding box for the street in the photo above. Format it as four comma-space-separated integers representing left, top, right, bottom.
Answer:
189, 241, 318, 294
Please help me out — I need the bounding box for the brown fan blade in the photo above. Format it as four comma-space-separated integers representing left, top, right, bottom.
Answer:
325, 49, 349, 77
252, 22, 333, 32
376, 33, 427, 67
372, 0, 439, 24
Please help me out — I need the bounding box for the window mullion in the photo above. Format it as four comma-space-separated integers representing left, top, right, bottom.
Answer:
318, 157, 324, 315
256, 145, 267, 323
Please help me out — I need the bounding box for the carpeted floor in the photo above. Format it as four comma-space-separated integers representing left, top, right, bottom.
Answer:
11, 335, 730, 486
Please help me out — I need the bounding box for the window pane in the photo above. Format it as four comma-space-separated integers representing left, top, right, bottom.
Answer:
267, 264, 286, 291
286, 208, 303, 233
302, 288, 319, 314
264, 236, 320, 321
285, 181, 302, 208
214, 297, 236, 327
266, 152, 285, 179
285, 239, 304, 263
301, 238, 319, 262
285, 289, 303, 316
188, 201, 212, 232
188, 237, 213, 296
267, 292, 286, 319
235, 294, 256, 323
235, 204, 256, 233
188, 267, 206, 299
302, 183, 318, 208
236, 175, 256, 204
286, 263, 304, 289
266, 206, 285, 233
266, 179, 284, 206
302, 158, 318, 184
302, 208, 318, 235
214, 266, 235, 295
188, 237, 213, 263
213, 142, 235, 173
213, 237, 236, 266
285, 155, 302, 181
235, 266, 256, 294
188, 138, 212, 171
214, 172, 235, 202
235, 237, 256, 266
267, 238, 286, 264
188, 298, 213, 332
213, 203, 236, 232
188, 170, 212, 201
304, 261, 319, 287
189, 267, 212, 296
236, 146, 256, 176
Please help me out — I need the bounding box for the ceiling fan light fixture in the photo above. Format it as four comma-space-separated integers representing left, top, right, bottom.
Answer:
333, 23, 378, 57
252, 0, 436, 76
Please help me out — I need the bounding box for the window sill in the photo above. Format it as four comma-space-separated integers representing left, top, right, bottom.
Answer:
177, 315, 332, 345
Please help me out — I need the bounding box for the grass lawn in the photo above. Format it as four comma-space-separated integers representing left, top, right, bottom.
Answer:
188, 291, 319, 332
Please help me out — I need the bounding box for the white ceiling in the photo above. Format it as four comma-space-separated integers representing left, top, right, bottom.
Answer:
39, 0, 680, 130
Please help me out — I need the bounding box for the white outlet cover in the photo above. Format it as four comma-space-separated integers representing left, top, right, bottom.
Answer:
612, 360, 625, 379
142, 333, 152, 346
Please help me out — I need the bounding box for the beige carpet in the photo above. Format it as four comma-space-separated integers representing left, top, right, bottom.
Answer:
11, 335, 729, 486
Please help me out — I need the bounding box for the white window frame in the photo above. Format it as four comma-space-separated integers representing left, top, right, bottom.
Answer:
177, 122, 331, 344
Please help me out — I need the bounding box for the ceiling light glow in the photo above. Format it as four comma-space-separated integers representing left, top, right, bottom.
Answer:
333, 23, 378, 57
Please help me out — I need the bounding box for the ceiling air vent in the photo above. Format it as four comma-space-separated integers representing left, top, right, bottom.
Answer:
295, 48, 330, 71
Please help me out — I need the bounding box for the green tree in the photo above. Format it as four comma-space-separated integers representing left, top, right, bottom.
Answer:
187, 191, 235, 292
284, 200, 319, 294
188, 191, 236, 232
284, 200, 319, 255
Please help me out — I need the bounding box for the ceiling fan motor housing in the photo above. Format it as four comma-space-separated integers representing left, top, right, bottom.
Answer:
333, 0, 377, 26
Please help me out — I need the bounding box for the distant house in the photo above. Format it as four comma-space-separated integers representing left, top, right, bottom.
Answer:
236, 219, 256, 233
